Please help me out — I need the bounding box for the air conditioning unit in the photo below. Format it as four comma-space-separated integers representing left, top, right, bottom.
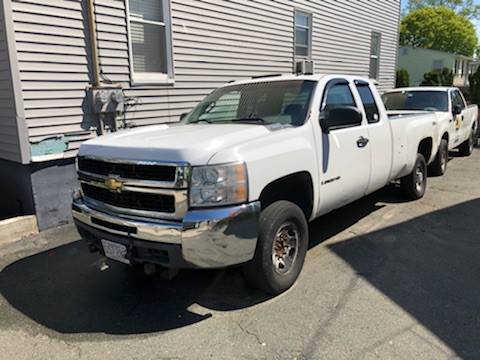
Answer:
295, 60, 315, 75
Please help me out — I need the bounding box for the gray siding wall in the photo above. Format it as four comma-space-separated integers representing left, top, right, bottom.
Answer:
9, 0, 400, 160
0, 0, 28, 163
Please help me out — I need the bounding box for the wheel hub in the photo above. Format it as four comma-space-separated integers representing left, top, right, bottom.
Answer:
415, 165, 424, 192
272, 222, 299, 275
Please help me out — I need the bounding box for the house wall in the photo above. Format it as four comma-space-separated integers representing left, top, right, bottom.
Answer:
0, 0, 28, 163
398, 46, 456, 86
7, 0, 401, 162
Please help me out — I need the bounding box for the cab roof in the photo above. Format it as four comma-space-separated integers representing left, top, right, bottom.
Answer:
225, 73, 374, 87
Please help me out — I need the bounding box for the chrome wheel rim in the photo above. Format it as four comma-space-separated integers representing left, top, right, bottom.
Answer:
415, 163, 425, 193
469, 133, 474, 153
272, 222, 299, 275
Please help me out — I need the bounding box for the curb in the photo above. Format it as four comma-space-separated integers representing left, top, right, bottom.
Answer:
0, 216, 39, 247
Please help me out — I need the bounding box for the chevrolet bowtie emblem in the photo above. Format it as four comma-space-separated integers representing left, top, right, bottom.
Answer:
105, 177, 124, 192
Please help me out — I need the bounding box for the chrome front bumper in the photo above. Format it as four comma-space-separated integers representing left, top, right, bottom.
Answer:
72, 198, 261, 268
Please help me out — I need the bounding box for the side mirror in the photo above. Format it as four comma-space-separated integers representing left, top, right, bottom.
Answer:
180, 112, 189, 121
320, 106, 363, 133
452, 105, 462, 116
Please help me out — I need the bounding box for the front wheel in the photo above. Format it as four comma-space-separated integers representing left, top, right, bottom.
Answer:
458, 130, 474, 156
243, 201, 308, 295
400, 154, 427, 200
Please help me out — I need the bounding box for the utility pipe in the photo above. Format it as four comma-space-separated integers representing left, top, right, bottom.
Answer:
87, 0, 100, 87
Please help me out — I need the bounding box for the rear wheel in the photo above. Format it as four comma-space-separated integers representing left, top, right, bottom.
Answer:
401, 154, 427, 200
243, 201, 308, 295
458, 130, 474, 156
428, 139, 448, 176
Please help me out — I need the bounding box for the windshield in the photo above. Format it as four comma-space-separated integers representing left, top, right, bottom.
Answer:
382, 91, 449, 112
184, 80, 316, 126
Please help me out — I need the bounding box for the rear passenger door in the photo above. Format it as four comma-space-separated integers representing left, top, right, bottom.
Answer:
317, 79, 371, 214
354, 80, 393, 194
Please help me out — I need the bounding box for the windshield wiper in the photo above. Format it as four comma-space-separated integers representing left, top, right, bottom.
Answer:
231, 117, 268, 124
189, 119, 213, 124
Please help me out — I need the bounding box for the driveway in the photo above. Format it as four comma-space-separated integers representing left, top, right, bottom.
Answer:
0, 150, 479, 359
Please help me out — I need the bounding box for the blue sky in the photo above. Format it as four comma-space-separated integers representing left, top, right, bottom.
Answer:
401, 0, 480, 38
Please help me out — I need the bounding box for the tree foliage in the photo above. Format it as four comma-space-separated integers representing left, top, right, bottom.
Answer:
396, 69, 410, 87
407, 0, 480, 19
420, 68, 454, 86
400, 7, 478, 56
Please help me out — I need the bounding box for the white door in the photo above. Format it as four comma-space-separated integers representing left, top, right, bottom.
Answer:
317, 79, 371, 215
452, 89, 469, 144
354, 80, 393, 194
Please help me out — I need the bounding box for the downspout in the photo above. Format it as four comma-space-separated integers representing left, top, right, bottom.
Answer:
87, 0, 100, 87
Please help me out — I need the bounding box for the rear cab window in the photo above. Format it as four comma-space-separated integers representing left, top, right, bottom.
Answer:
382, 91, 449, 112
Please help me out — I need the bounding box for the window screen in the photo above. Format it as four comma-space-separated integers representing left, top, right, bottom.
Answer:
369, 32, 381, 79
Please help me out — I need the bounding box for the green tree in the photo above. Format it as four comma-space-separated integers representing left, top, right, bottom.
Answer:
407, 0, 480, 19
420, 67, 454, 86
396, 69, 410, 87
400, 7, 478, 56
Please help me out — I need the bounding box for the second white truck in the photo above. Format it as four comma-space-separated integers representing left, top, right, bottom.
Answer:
73, 74, 440, 294
383, 87, 478, 176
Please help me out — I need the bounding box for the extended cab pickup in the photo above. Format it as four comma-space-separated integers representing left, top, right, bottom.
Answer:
383, 87, 478, 176
73, 74, 439, 294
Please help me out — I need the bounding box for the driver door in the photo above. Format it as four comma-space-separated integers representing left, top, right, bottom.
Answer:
317, 79, 371, 215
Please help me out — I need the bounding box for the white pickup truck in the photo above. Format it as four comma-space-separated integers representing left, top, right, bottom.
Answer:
73, 74, 440, 294
383, 87, 478, 176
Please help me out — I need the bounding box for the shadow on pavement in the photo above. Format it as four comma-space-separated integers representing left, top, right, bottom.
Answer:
0, 240, 270, 334
328, 198, 480, 359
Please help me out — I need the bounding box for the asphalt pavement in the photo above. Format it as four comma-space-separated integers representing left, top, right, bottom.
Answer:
0, 149, 479, 359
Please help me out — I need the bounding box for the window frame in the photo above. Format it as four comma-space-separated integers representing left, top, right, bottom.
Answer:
294, 9, 313, 60
126, 0, 175, 86
369, 31, 381, 80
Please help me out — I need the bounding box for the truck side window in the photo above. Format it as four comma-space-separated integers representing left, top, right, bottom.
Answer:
324, 84, 356, 110
356, 84, 380, 123
453, 90, 466, 109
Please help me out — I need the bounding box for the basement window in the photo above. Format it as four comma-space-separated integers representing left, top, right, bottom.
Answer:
127, 0, 174, 84
369, 32, 381, 79
294, 10, 312, 59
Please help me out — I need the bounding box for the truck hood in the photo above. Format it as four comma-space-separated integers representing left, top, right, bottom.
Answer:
78, 123, 276, 165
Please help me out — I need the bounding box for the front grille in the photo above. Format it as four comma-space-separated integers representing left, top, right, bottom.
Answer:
82, 183, 175, 213
78, 157, 176, 182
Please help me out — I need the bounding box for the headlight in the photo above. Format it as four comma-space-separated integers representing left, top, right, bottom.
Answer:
190, 162, 248, 207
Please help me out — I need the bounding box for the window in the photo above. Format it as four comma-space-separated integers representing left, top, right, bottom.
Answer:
294, 11, 312, 58
369, 32, 381, 79
356, 83, 379, 123
382, 91, 448, 112
186, 81, 316, 126
324, 84, 356, 110
128, 0, 173, 84
452, 90, 466, 110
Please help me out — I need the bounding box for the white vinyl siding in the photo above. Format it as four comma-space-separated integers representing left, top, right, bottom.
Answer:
0, 0, 27, 163
2, 0, 400, 162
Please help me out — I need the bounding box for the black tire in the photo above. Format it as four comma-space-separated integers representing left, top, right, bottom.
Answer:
428, 139, 448, 176
400, 154, 427, 200
458, 130, 474, 156
243, 201, 308, 295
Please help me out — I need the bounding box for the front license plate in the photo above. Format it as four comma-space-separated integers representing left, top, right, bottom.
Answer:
101, 240, 130, 265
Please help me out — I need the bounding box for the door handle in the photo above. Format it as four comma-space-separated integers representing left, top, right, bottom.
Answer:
357, 136, 369, 148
